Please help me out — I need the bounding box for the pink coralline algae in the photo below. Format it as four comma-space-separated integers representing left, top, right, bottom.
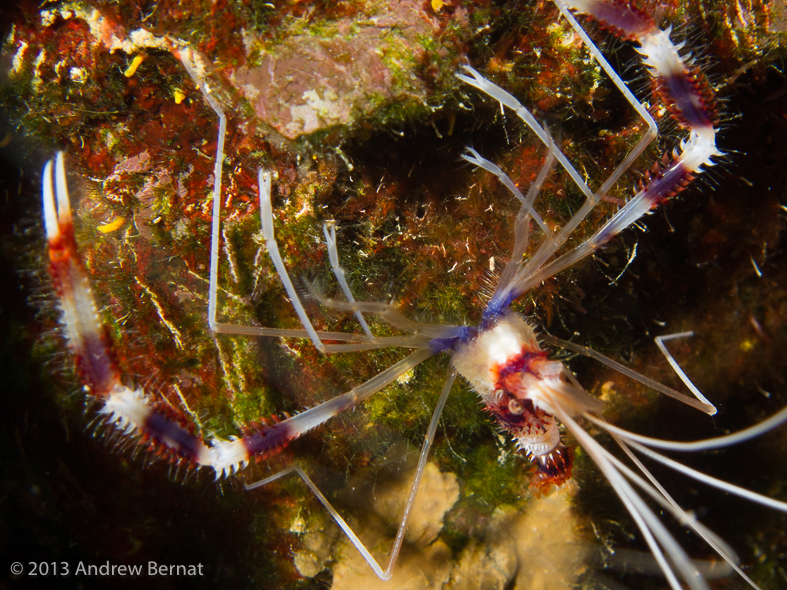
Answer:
231, 0, 462, 141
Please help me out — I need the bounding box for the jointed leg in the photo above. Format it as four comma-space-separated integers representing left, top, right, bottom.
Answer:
177, 44, 464, 581
246, 366, 458, 580
554, 407, 703, 590
180, 46, 464, 354
461, 1, 721, 305
463, 143, 557, 314
458, 8, 658, 276
323, 221, 374, 338
176, 47, 364, 346
654, 332, 714, 409
257, 169, 466, 350
457, 62, 654, 300
541, 333, 717, 415
578, 410, 787, 590
540, 317, 787, 588
599, 437, 755, 588
460, 147, 552, 236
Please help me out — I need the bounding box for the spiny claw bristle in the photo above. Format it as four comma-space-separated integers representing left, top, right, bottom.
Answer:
42, 158, 58, 240
207, 437, 250, 479
42, 152, 73, 241
54, 152, 71, 222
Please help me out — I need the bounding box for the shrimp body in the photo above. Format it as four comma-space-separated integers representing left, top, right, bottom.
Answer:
450, 311, 595, 487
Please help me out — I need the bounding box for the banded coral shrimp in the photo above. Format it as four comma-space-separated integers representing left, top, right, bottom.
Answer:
5, 0, 787, 588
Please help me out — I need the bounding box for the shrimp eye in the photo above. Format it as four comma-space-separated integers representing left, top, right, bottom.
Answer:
508, 398, 524, 415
